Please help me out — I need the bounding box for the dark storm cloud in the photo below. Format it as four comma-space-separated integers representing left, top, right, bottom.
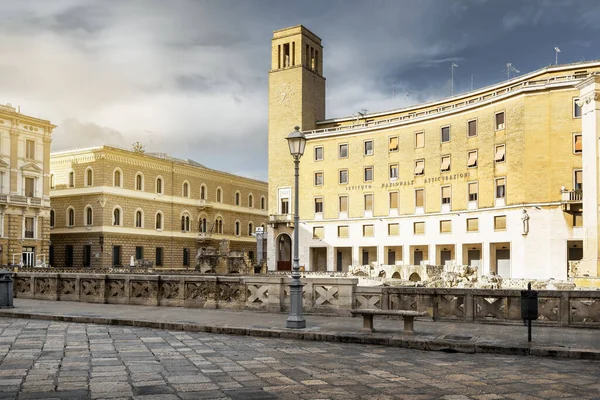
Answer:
1, 0, 600, 180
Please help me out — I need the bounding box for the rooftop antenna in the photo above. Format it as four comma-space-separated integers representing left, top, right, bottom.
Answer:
505, 63, 520, 80
554, 47, 561, 65
451, 63, 459, 96
351, 109, 368, 124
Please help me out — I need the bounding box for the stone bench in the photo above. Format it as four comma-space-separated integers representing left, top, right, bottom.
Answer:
351, 309, 428, 334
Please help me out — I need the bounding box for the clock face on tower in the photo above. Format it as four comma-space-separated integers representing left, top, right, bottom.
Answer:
277, 83, 295, 106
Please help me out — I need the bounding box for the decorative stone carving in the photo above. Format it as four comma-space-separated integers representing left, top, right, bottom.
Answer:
247, 284, 268, 304
34, 278, 51, 295
575, 92, 599, 107
570, 298, 600, 323
218, 283, 242, 302
97, 196, 108, 208
314, 285, 339, 306
355, 294, 381, 310
131, 281, 156, 298
59, 279, 76, 295
81, 279, 100, 297
185, 282, 214, 300
437, 295, 465, 318
538, 298, 559, 322
14, 277, 30, 294
475, 296, 506, 319
107, 280, 125, 297
160, 281, 179, 299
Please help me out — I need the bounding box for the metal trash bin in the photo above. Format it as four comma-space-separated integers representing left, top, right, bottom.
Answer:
0, 270, 14, 308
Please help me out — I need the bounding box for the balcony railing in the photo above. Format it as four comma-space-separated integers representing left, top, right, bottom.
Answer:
561, 189, 583, 202
198, 199, 213, 208
24, 231, 34, 239
268, 213, 293, 227
0, 195, 43, 207
197, 232, 213, 241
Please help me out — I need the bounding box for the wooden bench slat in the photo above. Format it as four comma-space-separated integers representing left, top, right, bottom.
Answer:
351, 309, 427, 317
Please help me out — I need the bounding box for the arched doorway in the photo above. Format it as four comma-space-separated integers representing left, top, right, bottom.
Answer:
277, 233, 292, 271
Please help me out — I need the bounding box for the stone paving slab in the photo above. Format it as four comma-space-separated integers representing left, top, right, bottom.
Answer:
0, 298, 599, 360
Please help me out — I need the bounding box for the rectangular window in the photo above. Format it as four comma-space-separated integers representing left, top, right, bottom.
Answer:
441, 186, 451, 205
113, 245, 121, 266
389, 164, 398, 179
364, 166, 373, 182
466, 218, 479, 232
314, 172, 323, 186
25, 177, 35, 197
494, 215, 507, 231
573, 212, 583, 227
362, 224, 374, 237
440, 220, 451, 233
314, 146, 323, 161
364, 140, 374, 156
467, 150, 478, 167
415, 188, 424, 208
468, 120, 477, 137
441, 126, 450, 142
414, 221, 425, 235
389, 191, 398, 209
339, 143, 348, 158
414, 159, 424, 175
364, 194, 373, 211
24, 217, 34, 238
468, 182, 478, 202
574, 134, 582, 154
337, 225, 349, 238
183, 248, 190, 266
339, 169, 348, 184
313, 226, 324, 239
280, 198, 289, 214
26, 139, 35, 159
339, 195, 348, 213
156, 247, 163, 266
496, 178, 506, 199
574, 99, 582, 118
389, 136, 399, 152
495, 112, 505, 130
388, 223, 399, 236
494, 144, 506, 163
135, 246, 143, 260
574, 169, 583, 190
65, 245, 74, 267
440, 155, 451, 172
314, 197, 323, 213
415, 131, 424, 148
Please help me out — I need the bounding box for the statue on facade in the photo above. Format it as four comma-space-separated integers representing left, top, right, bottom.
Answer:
521, 209, 530, 235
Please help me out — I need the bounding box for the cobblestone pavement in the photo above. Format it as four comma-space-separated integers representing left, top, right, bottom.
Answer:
0, 319, 599, 400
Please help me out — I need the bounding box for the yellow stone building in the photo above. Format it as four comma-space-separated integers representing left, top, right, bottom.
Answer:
0, 103, 54, 267
49, 146, 268, 269
267, 25, 597, 279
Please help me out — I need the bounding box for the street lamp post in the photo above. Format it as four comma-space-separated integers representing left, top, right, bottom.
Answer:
285, 126, 307, 329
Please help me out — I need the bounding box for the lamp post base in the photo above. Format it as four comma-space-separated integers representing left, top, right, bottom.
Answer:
286, 280, 306, 329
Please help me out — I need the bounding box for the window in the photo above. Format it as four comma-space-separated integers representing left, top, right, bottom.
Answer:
135, 210, 143, 228
468, 182, 478, 202
314, 172, 324, 186
215, 217, 223, 234
441, 186, 451, 205
183, 248, 190, 267
495, 112, 505, 130
339, 143, 348, 158
339, 169, 348, 184
389, 164, 398, 180
112, 245, 121, 266
260, 196, 266, 210
235, 221, 240, 236
494, 215, 507, 231
65, 245, 74, 267
50, 174, 55, 189
467, 218, 479, 232
113, 208, 121, 226
281, 198, 289, 214
337, 225, 349, 238
248, 194, 254, 208
414, 159, 424, 176
156, 177, 163, 194
574, 99, 582, 118
364, 194, 373, 211
25, 177, 35, 197
83, 245, 91, 267
440, 220, 451, 233
314, 197, 323, 213
468, 120, 477, 137
364, 167, 373, 182
364, 140, 374, 156
494, 144, 506, 163
389, 136, 399, 152
50, 210, 55, 228
415, 189, 424, 208
389, 191, 398, 209
495, 178, 506, 199
181, 215, 190, 232
313, 226, 324, 239
314, 146, 323, 161
248, 222, 253, 236
155, 212, 163, 230
114, 169, 122, 187
574, 134, 582, 154
156, 247, 163, 267
362, 225, 374, 237
85, 168, 93, 187
135, 246, 143, 260
574, 170, 583, 190
441, 126, 450, 142
24, 217, 34, 238
440, 155, 451, 172
216, 188, 222, 202
467, 150, 478, 167
388, 223, 399, 236
135, 173, 143, 191
200, 185, 206, 200
69, 171, 74, 188
339, 195, 348, 213
574, 212, 583, 227
183, 182, 189, 198
414, 221, 425, 234
26, 139, 35, 159
415, 131, 424, 148
235, 191, 241, 205
199, 217, 207, 233
67, 207, 75, 227
85, 206, 93, 226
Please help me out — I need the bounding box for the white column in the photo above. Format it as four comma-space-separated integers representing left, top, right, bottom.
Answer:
428, 245, 436, 266
327, 246, 334, 272
403, 245, 411, 266
455, 242, 463, 266
352, 245, 360, 266
377, 245, 385, 266
482, 242, 491, 275
266, 228, 276, 271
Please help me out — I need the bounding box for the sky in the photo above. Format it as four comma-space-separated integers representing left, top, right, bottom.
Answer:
1, 0, 599, 181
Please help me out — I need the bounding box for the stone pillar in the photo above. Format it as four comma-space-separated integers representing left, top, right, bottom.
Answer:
576, 76, 600, 277
377, 245, 385, 266
403, 245, 410, 266
482, 242, 491, 275
352, 245, 360, 266
455, 243, 463, 267
428, 245, 436, 266
326, 245, 334, 272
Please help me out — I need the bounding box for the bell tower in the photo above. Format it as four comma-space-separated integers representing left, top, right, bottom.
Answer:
267, 25, 326, 271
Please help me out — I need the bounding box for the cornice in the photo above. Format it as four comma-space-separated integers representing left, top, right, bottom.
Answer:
575, 92, 599, 107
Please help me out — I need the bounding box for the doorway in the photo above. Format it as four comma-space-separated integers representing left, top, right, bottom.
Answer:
113, 245, 121, 266
22, 247, 35, 267
414, 250, 423, 266
276, 234, 292, 271
310, 247, 327, 272
83, 245, 91, 267
496, 249, 511, 277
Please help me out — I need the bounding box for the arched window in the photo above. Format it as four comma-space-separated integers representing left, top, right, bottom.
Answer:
261, 196, 266, 210
235, 221, 240, 236
156, 177, 163, 194
200, 185, 206, 200
50, 174, 55, 190
135, 173, 143, 191
181, 214, 190, 232
248, 222, 253, 236
49, 209, 55, 228
183, 181, 189, 198
215, 217, 223, 234
113, 169, 122, 187
85, 167, 93, 187
67, 207, 75, 227
113, 207, 121, 226
248, 194, 254, 208
135, 210, 143, 228
199, 217, 207, 233
235, 191, 240, 206
85, 206, 93, 226
155, 212, 163, 230
68, 171, 74, 188
216, 188, 222, 203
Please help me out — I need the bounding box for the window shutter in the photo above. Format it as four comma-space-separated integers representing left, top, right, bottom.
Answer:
313, 227, 324, 239
441, 156, 450, 171
388, 223, 399, 236
338, 226, 349, 238
415, 132, 424, 147
339, 196, 348, 212
415, 189, 424, 207
389, 137, 398, 151
575, 135, 582, 152
468, 182, 477, 195
364, 194, 373, 210
467, 151, 477, 167
575, 170, 582, 186
495, 145, 505, 162
363, 225, 374, 237
389, 192, 398, 209
441, 186, 451, 198
494, 215, 507, 230
414, 160, 424, 174
440, 220, 451, 233
496, 177, 506, 187
414, 221, 425, 234
467, 218, 479, 231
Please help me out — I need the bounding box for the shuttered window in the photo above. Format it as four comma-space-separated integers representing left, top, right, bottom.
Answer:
496, 178, 506, 198
388, 223, 399, 236
389, 136, 399, 152
389, 191, 398, 209
494, 215, 507, 230
468, 182, 478, 201
414, 160, 424, 175
495, 112, 505, 130
339, 196, 348, 212
414, 221, 425, 234
441, 186, 451, 204
495, 144, 506, 162
468, 120, 477, 137
574, 134, 582, 153
415, 189, 424, 207
364, 194, 373, 211
467, 218, 479, 232
338, 225, 349, 238
467, 150, 478, 167
441, 156, 450, 172
313, 227, 324, 239
362, 225, 374, 237
574, 170, 583, 190
415, 131, 424, 148
389, 164, 398, 179
440, 220, 451, 233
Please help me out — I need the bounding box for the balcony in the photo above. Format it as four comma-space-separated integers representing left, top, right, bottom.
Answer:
197, 232, 213, 242
198, 199, 213, 209
268, 213, 293, 228
561, 189, 582, 212
0, 195, 43, 208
